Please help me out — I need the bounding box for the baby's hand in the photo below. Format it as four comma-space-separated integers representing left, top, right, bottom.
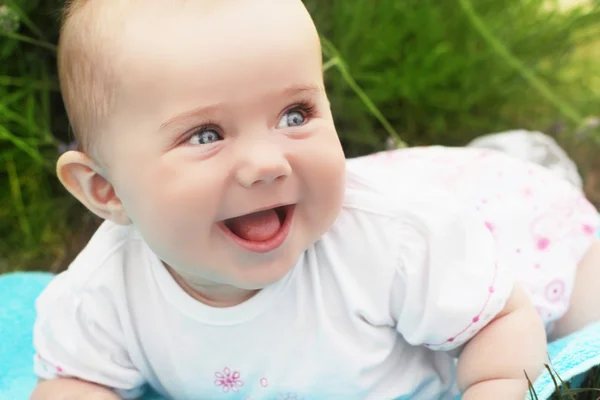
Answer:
456, 283, 547, 400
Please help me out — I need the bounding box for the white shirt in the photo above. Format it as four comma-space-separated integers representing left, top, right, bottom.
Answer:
33, 161, 514, 400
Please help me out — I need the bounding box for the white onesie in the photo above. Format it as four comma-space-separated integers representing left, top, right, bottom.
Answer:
33, 147, 597, 400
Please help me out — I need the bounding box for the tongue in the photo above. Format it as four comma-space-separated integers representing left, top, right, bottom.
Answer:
227, 209, 281, 241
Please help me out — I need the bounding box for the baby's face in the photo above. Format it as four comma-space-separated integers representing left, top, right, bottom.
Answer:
100, 0, 346, 289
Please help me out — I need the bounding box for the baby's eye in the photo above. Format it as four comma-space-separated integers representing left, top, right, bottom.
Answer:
277, 110, 306, 129
188, 129, 222, 145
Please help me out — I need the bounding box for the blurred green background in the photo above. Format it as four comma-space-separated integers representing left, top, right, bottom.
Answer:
1, 0, 600, 273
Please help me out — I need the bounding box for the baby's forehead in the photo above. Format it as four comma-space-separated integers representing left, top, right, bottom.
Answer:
120, 0, 317, 43
95, 0, 313, 32
111, 1, 321, 90
59, 0, 321, 157
72, 0, 315, 49
88, 0, 316, 80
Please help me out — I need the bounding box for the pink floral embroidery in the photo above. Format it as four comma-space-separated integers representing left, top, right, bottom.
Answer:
260, 378, 269, 387
537, 237, 550, 250
583, 224, 595, 235
214, 367, 244, 393
530, 195, 596, 250
545, 279, 566, 303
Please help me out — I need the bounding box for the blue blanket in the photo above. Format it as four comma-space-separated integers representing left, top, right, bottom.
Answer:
1, 272, 599, 400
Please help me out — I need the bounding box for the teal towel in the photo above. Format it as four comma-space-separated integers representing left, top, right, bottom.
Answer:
1, 272, 598, 400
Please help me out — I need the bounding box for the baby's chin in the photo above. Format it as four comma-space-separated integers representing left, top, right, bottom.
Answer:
230, 264, 296, 290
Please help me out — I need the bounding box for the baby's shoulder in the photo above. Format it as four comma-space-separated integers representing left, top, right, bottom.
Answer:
324, 161, 487, 277
319, 163, 468, 280
312, 165, 476, 322
45, 221, 146, 298
340, 160, 470, 235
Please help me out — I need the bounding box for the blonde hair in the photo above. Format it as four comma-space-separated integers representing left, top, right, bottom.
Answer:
58, 0, 121, 155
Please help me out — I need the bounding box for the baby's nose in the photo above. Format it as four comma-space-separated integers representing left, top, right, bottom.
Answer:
235, 143, 291, 188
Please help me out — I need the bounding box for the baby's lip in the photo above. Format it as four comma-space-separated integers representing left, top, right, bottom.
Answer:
221, 203, 294, 222
218, 204, 296, 253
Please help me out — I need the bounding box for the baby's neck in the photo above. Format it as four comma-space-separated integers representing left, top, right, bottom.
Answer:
166, 266, 259, 308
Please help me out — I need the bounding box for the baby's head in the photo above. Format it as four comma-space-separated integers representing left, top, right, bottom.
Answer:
57, 0, 346, 298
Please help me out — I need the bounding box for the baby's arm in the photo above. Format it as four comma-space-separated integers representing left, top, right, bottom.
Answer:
31, 379, 121, 400
32, 270, 145, 400
456, 283, 547, 400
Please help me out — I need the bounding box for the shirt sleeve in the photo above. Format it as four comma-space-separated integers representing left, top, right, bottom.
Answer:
33, 271, 146, 399
390, 188, 515, 352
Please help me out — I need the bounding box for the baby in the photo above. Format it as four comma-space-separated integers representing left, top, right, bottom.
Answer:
31, 0, 600, 399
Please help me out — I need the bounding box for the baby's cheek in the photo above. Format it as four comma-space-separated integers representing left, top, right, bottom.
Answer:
309, 149, 346, 231
311, 131, 345, 180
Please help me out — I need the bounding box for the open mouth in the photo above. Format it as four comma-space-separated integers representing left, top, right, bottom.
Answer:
219, 205, 295, 253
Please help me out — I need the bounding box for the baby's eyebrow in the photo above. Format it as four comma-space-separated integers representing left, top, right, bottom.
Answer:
160, 84, 322, 130
281, 84, 322, 98
160, 102, 224, 131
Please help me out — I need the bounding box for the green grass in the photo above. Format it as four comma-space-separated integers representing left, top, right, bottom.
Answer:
308, 0, 600, 151
0, 0, 83, 272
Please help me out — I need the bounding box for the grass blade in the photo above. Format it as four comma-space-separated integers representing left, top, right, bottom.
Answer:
5, 157, 33, 246
320, 36, 407, 148
457, 0, 583, 127
525, 370, 540, 400
0, 31, 57, 52
4, 0, 46, 40
0, 125, 49, 167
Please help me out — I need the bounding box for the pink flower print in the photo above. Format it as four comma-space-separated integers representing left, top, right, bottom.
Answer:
530, 195, 596, 250
537, 237, 551, 250
260, 378, 269, 388
583, 224, 595, 236
214, 367, 244, 393
545, 279, 566, 303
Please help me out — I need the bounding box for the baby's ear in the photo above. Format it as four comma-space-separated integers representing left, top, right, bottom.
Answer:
56, 151, 131, 225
